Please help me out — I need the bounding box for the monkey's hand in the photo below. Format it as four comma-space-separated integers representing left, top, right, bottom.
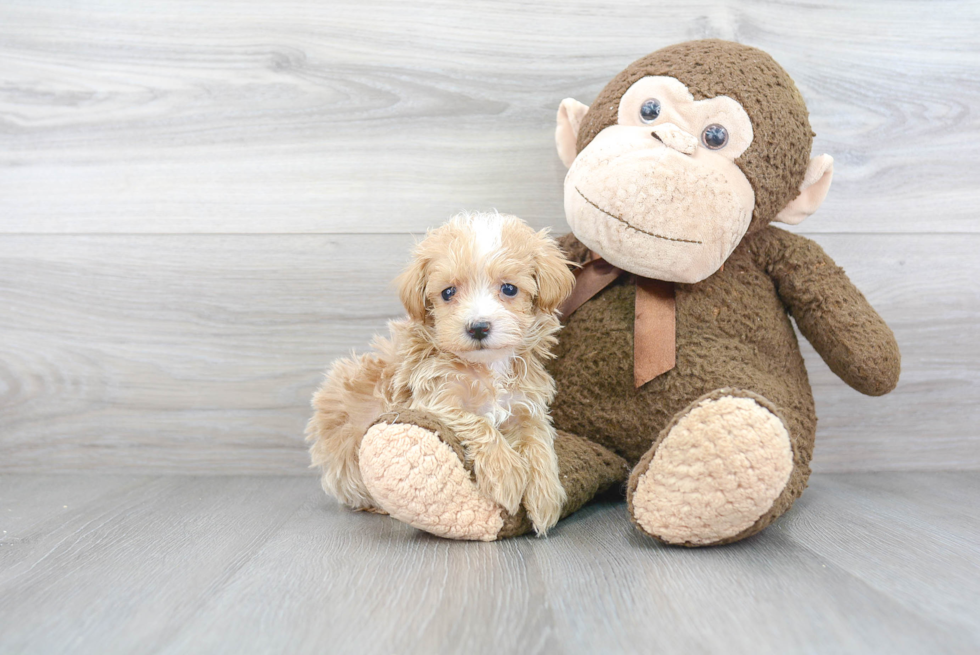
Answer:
753, 227, 901, 396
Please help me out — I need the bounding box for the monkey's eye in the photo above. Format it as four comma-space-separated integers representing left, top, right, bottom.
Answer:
500, 283, 518, 297
441, 287, 456, 301
701, 124, 729, 150
639, 99, 662, 123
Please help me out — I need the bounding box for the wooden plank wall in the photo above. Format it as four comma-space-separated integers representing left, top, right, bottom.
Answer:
1, 0, 977, 474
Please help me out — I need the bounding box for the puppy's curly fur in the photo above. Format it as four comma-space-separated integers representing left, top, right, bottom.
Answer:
306, 212, 576, 535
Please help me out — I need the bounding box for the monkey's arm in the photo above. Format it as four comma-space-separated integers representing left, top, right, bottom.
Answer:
750, 227, 900, 396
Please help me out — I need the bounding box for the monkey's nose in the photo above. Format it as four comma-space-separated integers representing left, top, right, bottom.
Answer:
467, 321, 491, 341
649, 122, 697, 155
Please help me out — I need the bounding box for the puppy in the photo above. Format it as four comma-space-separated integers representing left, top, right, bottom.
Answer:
306, 211, 575, 535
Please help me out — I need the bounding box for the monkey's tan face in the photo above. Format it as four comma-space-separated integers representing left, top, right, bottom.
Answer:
563, 76, 756, 283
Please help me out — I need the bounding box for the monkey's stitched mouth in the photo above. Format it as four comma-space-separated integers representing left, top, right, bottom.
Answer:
575, 187, 702, 245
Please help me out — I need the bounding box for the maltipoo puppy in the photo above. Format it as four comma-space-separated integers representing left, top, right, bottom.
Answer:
306, 211, 576, 535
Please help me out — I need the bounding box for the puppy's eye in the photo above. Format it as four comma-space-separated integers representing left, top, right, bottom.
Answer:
440, 287, 456, 301
639, 98, 662, 123
500, 283, 518, 297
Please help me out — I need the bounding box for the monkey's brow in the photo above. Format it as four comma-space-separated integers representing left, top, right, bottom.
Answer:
574, 187, 703, 245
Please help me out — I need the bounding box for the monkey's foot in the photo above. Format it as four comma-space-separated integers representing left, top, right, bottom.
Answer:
359, 411, 524, 541
627, 389, 794, 547
358, 411, 629, 541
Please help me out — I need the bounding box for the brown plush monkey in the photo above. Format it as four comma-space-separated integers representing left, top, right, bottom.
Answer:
346, 40, 900, 546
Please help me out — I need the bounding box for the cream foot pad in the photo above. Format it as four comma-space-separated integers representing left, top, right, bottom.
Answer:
631, 395, 793, 546
359, 422, 504, 541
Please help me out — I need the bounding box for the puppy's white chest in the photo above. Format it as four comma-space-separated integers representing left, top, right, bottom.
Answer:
460, 361, 525, 428
475, 389, 527, 428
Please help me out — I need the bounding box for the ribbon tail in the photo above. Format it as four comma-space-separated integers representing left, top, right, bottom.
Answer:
633, 278, 676, 388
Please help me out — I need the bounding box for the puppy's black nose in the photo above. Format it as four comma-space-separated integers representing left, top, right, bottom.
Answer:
467, 321, 491, 341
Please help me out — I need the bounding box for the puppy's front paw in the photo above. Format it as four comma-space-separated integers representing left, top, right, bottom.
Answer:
523, 465, 566, 536
473, 441, 529, 515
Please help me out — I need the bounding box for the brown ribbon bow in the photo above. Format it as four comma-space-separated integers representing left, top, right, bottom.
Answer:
558, 254, 676, 388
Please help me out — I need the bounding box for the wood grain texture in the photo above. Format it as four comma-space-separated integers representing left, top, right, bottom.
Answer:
779, 472, 980, 636
0, 233, 412, 474
0, 472, 978, 654
1, 0, 978, 234
0, 474, 150, 536
0, 476, 312, 653
0, 232, 976, 474
0, 0, 977, 474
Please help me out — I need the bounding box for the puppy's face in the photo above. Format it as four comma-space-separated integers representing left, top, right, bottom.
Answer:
397, 213, 574, 363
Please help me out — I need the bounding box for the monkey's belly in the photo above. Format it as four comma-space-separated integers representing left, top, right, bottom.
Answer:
550, 272, 817, 467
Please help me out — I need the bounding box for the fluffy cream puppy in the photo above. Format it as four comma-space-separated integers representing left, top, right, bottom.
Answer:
306, 211, 575, 535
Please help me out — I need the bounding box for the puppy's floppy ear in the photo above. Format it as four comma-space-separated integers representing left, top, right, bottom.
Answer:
532, 229, 576, 314
395, 251, 429, 322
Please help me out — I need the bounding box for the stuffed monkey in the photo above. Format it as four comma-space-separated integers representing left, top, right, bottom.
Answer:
335, 40, 900, 546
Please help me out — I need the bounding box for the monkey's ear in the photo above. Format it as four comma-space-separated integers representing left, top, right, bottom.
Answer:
775, 154, 834, 225
395, 254, 428, 322
533, 230, 577, 314
556, 98, 590, 168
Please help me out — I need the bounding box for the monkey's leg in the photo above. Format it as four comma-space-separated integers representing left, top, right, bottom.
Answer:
627, 388, 812, 547
359, 409, 628, 541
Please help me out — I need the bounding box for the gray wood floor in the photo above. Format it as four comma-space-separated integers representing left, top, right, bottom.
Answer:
1, 472, 978, 654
